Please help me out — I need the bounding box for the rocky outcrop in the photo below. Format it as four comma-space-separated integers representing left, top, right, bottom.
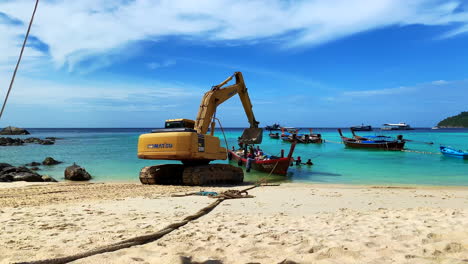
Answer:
0, 163, 58, 182
42, 157, 62, 166
0, 164, 44, 182
23, 137, 55, 145
64, 163, 92, 181
0, 126, 30, 135
0, 137, 23, 146
0, 137, 57, 146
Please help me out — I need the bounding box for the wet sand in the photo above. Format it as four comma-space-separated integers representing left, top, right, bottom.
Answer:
1, 182, 467, 264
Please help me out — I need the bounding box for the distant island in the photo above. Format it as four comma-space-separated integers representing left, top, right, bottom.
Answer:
437, 111, 468, 128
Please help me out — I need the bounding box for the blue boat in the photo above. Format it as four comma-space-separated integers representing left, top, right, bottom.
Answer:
440, 146, 468, 159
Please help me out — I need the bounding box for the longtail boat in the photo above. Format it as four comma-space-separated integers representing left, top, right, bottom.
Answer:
265, 123, 281, 131
350, 124, 372, 131
338, 128, 405, 150
228, 142, 296, 175
281, 128, 323, 144
440, 146, 468, 159
269, 131, 280, 139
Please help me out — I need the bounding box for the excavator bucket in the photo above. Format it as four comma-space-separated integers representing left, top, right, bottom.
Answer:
238, 128, 263, 144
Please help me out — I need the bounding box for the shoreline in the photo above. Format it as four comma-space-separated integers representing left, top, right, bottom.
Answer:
4, 179, 468, 190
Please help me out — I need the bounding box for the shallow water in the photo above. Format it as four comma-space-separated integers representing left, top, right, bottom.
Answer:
1, 128, 467, 185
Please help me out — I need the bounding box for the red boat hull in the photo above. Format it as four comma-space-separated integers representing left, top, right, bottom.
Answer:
228, 150, 292, 175
343, 140, 405, 150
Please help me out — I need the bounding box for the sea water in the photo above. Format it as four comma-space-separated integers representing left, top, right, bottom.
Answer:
0, 128, 467, 185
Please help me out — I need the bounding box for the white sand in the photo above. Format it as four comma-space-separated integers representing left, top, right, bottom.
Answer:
1, 182, 467, 264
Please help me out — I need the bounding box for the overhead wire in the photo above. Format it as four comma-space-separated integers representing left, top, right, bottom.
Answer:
0, 0, 40, 120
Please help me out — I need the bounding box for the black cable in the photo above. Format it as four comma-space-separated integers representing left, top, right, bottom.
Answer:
0, 0, 40, 120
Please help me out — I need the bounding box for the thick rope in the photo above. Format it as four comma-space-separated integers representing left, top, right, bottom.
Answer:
17, 186, 260, 264
401, 149, 441, 155
0, 0, 39, 120
324, 140, 343, 144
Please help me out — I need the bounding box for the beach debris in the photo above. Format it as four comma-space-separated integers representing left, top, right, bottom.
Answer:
64, 163, 92, 181
42, 157, 62, 166
0, 126, 30, 135
0, 164, 47, 182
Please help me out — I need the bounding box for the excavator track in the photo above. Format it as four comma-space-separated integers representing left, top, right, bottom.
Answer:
139, 164, 185, 185
139, 164, 243, 186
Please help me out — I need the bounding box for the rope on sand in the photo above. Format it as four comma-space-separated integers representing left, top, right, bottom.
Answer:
401, 149, 441, 155
17, 185, 271, 264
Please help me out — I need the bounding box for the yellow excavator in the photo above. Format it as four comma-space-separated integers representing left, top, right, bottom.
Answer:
137, 72, 263, 185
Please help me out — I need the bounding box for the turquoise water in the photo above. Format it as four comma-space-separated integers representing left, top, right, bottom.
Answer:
1, 128, 467, 185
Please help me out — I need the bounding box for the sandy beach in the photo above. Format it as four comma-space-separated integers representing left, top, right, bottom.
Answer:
1, 182, 467, 264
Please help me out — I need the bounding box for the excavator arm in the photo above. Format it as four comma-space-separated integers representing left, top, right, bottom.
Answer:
194, 72, 262, 144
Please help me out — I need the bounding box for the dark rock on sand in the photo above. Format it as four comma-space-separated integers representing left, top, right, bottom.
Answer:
0, 137, 23, 146
41, 175, 58, 182
42, 157, 62, 165
0, 126, 30, 135
64, 163, 92, 181
0, 163, 13, 170
0, 165, 44, 182
12, 172, 43, 182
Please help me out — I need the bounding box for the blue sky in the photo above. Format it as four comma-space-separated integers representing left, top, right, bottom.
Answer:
0, 0, 468, 128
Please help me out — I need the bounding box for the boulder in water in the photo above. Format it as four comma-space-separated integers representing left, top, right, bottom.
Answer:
0, 137, 23, 146
0, 126, 30, 135
42, 157, 62, 165
25, 161, 41, 166
39, 140, 54, 145
64, 163, 92, 181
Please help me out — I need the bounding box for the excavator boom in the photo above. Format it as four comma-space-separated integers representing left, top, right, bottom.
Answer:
194, 72, 262, 144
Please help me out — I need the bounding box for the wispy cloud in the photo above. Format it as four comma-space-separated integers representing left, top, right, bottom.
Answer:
342, 86, 415, 97
1, 0, 468, 72
147, 59, 176, 70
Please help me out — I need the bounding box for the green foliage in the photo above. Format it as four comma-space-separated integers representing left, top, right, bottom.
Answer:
438, 111, 468, 128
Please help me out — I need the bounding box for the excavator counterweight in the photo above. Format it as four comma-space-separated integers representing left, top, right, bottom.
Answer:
137, 72, 261, 185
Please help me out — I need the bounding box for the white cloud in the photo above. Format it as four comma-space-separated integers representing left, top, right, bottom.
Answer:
1, 0, 468, 71
0, 75, 203, 112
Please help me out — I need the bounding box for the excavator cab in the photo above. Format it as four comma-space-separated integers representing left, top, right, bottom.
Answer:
164, 119, 195, 129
